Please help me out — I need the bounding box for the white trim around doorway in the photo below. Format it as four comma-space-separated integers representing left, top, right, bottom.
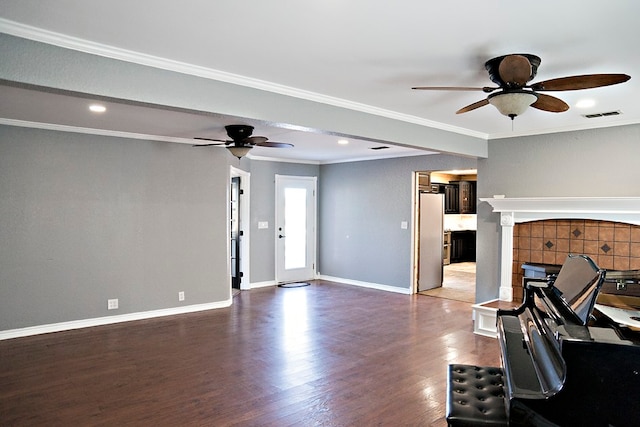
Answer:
230, 166, 251, 290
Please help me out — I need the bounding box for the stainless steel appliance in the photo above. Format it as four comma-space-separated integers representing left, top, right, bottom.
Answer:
418, 192, 444, 291
443, 231, 451, 265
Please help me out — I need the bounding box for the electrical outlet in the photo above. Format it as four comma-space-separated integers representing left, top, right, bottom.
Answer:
178, 291, 185, 301
107, 299, 119, 310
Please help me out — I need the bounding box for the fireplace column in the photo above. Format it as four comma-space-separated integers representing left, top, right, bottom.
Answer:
474, 196, 640, 338
499, 212, 514, 301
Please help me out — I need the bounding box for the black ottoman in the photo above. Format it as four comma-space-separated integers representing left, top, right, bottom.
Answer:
446, 364, 508, 426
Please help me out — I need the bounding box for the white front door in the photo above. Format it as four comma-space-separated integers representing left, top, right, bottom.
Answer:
275, 175, 317, 283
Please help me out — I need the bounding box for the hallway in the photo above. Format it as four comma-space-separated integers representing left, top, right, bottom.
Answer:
419, 262, 476, 303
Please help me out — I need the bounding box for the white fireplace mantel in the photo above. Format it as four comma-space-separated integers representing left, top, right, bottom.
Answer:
472, 196, 640, 337
480, 196, 640, 225
480, 196, 640, 302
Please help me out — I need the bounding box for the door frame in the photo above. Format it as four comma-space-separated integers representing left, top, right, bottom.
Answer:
411, 171, 420, 294
274, 174, 318, 284
412, 169, 479, 295
230, 166, 251, 290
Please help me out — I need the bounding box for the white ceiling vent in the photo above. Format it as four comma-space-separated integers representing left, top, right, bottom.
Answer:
582, 110, 622, 119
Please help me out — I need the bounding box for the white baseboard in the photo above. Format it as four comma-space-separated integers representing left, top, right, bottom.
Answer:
318, 275, 412, 295
0, 299, 232, 341
249, 280, 277, 289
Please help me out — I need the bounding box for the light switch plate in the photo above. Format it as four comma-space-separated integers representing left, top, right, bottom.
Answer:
401, 221, 408, 229
258, 221, 268, 229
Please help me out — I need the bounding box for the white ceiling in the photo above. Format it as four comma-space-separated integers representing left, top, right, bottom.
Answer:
1, 1, 639, 163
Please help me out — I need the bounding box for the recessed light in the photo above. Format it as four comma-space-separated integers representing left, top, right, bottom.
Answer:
575, 99, 595, 109
89, 104, 106, 113
338, 139, 349, 145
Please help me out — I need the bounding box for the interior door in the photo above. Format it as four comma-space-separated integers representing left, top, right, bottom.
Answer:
275, 175, 317, 284
230, 176, 241, 289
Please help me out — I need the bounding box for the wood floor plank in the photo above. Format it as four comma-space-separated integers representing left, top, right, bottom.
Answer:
0, 280, 500, 426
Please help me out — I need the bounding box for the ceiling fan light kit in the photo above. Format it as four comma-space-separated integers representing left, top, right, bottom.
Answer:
227, 145, 253, 159
488, 91, 538, 119
413, 53, 630, 121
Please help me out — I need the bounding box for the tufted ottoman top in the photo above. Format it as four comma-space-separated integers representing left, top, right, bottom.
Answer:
446, 364, 508, 426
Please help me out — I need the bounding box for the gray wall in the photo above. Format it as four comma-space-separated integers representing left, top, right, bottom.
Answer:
0, 32, 485, 331
6, 121, 639, 330
0, 126, 230, 330
319, 154, 477, 289
248, 160, 320, 283
7, 31, 640, 325
476, 124, 640, 301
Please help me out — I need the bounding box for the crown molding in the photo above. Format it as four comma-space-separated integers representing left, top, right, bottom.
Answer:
0, 18, 488, 141
0, 118, 196, 144
0, 119, 435, 164
488, 117, 640, 140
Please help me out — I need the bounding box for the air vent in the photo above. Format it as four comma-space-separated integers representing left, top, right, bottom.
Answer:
583, 110, 622, 119
370, 146, 389, 150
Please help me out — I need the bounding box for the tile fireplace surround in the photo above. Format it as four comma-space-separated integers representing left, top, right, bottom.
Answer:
512, 219, 640, 303
473, 197, 640, 337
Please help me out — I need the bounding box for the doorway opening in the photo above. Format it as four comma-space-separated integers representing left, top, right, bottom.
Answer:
413, 170, 477, 303
231, 176, 241, 291
439, 262, 476, 302
230, 166, 250, 293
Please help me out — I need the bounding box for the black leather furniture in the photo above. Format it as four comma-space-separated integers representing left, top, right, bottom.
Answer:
446, 364, 508, 426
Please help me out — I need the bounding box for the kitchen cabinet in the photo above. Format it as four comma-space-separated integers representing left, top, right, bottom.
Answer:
458, 181, 477, 214
443, 184, 459, 213
417, 173, 431, 192
446, 181, 477, 214
450, 230, 476, 263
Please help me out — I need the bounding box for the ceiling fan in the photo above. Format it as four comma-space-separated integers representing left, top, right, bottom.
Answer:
412, 54, 631, 120
194, 124, 294, 158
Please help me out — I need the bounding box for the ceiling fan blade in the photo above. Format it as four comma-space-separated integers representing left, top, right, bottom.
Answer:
529, 74, 630, 91
245, 136, 268, 145
530, 93, 570, 112
256, 141, 294, 148
193, 137, 227, 146
498, 55, 533, 87
456, 98, 490, 114
412, 86, 499, 93
194, 137, 227, 141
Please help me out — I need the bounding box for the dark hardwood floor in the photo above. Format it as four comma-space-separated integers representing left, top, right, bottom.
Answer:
0, 280, 500, 426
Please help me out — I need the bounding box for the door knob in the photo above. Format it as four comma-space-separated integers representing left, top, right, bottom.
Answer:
278, 234, 286, 239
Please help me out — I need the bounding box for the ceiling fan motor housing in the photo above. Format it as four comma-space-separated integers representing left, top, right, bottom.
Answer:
225, 124, 254, 141
485, 54, 541, 87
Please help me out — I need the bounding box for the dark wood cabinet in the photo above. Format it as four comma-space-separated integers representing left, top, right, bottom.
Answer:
444, 184, 459, 213
458, 181, 477, 214
443, 181, 476, 214
450, 230, 476, 262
